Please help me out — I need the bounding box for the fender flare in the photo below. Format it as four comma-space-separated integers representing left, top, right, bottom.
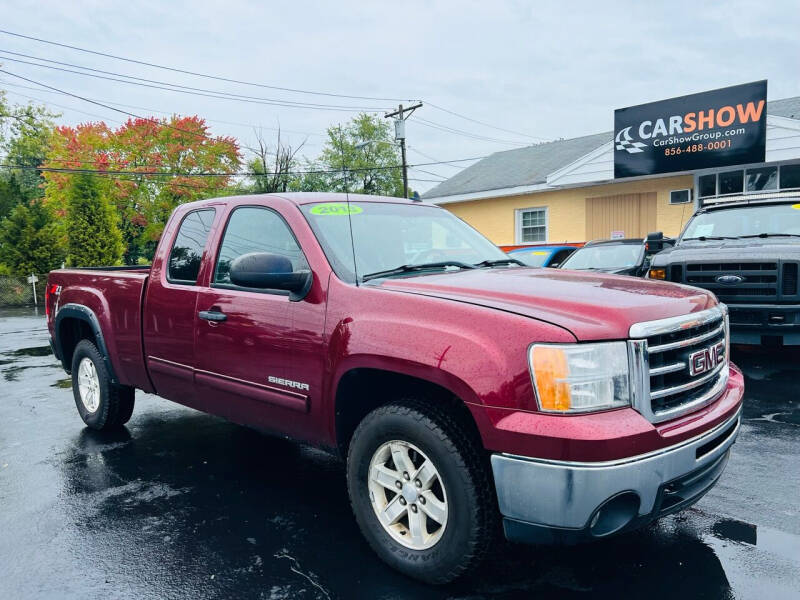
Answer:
54, 303, 119, 383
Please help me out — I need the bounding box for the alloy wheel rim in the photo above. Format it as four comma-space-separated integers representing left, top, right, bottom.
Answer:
367, 440, 448, 550
77, 357, 100, 413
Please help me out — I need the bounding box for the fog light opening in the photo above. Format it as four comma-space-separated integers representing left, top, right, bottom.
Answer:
589, 492, 640, 538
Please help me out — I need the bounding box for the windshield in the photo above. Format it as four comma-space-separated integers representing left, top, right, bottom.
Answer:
510, 250, 551, 267
300, 201, 509, 282
560, 244, 643, 270
682, 203, 800, 240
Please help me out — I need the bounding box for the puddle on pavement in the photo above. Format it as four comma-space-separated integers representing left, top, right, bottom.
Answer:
8, 346, 52, 357
2, 363, 62, 381
3, 366, 24, 381
773, 410, 800, 426
51, 378, 72, 389
713, 518, 757, 545
0, 346, 60, 381
710, 518, 800, 563
750, 410, 800, 427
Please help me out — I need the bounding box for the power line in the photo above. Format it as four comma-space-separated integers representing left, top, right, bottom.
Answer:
0, 53, 389, 112
0, 85, 490, 178
407, 146, 473, 169
0, 29, 412, 103
414, 117, 531, 146
409, 166, 447, 180
0, 80, 324, 138
426, 101, 549, 141
3, 89, 124, 124
0, 30, 553, 145
0, 68, 244, 142
0, 151, 489, 177
0, 162, 444, 189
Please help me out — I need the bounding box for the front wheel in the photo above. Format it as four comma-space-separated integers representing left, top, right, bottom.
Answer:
71, 339, 135, 430
346, 400, 497, 584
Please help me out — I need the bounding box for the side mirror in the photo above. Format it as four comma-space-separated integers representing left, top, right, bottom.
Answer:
645, 231, 666, 254
229, 252, 312, 301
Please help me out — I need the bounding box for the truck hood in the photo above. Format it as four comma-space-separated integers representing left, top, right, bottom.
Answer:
373, 267, 716, 340
653, 238, 800, 264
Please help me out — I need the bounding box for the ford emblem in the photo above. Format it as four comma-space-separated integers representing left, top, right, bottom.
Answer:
715, 274, 744, 285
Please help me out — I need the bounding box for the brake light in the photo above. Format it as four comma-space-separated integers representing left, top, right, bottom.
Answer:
45, 284, 59, 317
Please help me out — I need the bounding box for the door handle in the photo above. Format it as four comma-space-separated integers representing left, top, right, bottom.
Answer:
198, 309, 227, 322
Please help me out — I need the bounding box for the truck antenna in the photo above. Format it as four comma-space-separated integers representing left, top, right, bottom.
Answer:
337, 125, 359, 286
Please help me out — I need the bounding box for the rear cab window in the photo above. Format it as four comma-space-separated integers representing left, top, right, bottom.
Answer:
167, 209, 216, 285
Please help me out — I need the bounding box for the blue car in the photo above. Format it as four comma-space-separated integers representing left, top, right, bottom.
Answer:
507, 245, 577, 268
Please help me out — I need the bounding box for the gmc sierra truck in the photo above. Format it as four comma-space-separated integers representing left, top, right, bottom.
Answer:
47, 193, 744, 584
649, 196, 800, 345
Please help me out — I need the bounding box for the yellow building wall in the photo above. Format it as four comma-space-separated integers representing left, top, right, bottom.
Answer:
443, 175, 695, 245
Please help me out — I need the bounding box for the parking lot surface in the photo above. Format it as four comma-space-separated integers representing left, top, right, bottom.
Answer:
0, 308, 798, 599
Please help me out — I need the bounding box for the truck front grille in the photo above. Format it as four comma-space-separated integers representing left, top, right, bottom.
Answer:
629, 306, 729, 423
784, 263, 798, 296
667, 261, 800, 304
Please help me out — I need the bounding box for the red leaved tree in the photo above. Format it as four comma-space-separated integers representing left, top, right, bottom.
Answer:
44, 116, 241, 264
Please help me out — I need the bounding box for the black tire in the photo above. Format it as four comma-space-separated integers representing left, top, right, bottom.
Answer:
346, 398, 497, 584
71, 339, 135, 430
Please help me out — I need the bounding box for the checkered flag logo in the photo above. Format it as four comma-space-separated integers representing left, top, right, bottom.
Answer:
615, 127, 647, 153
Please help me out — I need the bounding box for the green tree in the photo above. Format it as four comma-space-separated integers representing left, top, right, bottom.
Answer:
0, 199, 66, 275
65, 174, 123, 267
0, 174, 23, 220
292, 113, 404, 196
0, 100, 59, 200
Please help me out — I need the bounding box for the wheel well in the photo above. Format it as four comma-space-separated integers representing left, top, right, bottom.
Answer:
57, 317, 96, 373
334, 368, 482, 457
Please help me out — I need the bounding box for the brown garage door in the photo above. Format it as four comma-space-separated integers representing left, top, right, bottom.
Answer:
586, 192, 657, 240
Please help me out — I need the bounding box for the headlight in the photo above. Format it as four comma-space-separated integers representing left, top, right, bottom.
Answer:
530, 342, 631, 413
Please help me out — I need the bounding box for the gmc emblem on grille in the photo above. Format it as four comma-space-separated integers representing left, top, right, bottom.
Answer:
688, 341, 725, 376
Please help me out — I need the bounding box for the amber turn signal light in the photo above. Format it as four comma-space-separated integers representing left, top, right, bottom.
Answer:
649, 268, 666, 280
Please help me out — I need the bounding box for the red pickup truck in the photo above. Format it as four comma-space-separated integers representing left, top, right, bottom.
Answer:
46, 193, 744, 583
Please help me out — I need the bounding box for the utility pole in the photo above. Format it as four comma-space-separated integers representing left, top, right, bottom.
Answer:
385, 102, 422, 198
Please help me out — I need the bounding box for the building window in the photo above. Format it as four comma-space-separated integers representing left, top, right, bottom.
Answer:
670, 189, 692, 204
781, 164, 800, 190
746, 167, 777, 191
517, 208, 547, 243
718, 170, 744, 195
698, 174, 717, 198
697, 162, 800, 201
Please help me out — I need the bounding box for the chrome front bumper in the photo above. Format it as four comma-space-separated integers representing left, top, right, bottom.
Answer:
491, 407, 741, 544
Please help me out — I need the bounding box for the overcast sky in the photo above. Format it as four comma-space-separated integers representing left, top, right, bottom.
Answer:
1, 0, 798, 192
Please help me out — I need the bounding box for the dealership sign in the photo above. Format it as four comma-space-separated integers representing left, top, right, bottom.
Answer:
614, 81, 767, 178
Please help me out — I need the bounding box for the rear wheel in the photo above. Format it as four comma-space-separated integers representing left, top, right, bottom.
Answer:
346, 399, 496, 584
71, 339, 135, 430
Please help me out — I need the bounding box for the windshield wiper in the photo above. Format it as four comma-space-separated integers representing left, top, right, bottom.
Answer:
682, 236, 739, 241
473, 258, 524, 267
736, 233, 800, 239
361, 261, 476, 282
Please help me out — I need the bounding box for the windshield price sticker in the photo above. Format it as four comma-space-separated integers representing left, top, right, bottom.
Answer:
310, 203, 363, 216
793, 204, 800, 210
693, 224, 716, 237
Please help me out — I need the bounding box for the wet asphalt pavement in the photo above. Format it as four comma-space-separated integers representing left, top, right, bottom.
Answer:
0, 309, 798, 599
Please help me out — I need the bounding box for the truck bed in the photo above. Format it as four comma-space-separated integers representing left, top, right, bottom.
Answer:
48, 266, 152, 391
